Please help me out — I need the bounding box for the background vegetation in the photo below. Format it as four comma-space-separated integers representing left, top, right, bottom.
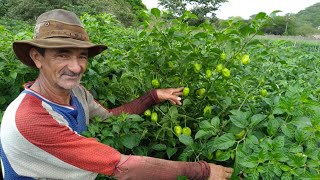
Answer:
0, 1, 319, 179
0, 0, 146, 26
0, 0, 319, 35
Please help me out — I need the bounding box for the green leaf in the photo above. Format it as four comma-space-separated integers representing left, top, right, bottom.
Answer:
10, 71, 17, 79
291, 116, 312, 128
102, 129, 114, 137
195, 130, 212, 139
215, 150, 230, 161
81, 131, 92, 137
248, 134, 259, 144
239, 155, 259, 168
280, 123, 295, 138
272, 163, 283, 176
258, 149, 269, 163
223, 97, 232, 107
88, 124, 99, 135
281, 172, 292, 180
107, 93, 116, 104
178, 146, 194, 161
127, 114, 144, 121
267, 118, 280, 136
287, 153, 307, 167
250, 114, 266, 127
199, 120, 213, 129
295, 129, 309, 144
280, 164, 291, 172
272, 136, 285, 150
246, 171, 259, 180
211, 116, 220, 129
181, 11, 198, 20
307, 159, 320, 168
212, 133, 236, 150
120, 134, 141, 149
182, 98, 192, 107
168, 106, 179, 119
230, 110, 251, 128
300, 174, 320, 180
179, 134, 194, 146
151, 8, 161, 18
254, 12, 267, 20
152, 143, 167, 151
112, 124, 121, 134
193, 32, 207, 39
133, 146, 148, 156
166, 147, 177, 159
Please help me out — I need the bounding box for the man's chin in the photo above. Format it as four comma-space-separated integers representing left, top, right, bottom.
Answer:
58, 82, 80, 90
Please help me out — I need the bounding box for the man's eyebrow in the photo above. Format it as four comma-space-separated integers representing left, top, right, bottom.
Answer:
56, 48, 71, 53
55, 48, 88, 56
80, 50, 88, 56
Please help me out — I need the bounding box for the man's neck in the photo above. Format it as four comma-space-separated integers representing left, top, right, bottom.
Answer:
30, 79, 71, 105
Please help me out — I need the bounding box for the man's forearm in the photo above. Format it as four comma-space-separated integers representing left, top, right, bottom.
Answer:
109, 89, 159, 115
113, 154, 210, 180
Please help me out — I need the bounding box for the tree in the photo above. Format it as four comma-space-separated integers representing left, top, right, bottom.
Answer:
1, 0, 146, 26
158, 0, 228, 19
261, 15, 297, 35
5, 0, 70, 22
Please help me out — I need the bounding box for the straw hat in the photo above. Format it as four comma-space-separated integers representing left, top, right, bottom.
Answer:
13, 9, 107, 67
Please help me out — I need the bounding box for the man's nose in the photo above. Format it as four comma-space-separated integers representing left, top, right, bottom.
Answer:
68, 58, 83, 74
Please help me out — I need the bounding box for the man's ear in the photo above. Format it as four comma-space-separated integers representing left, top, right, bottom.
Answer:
29, 48, 42, 68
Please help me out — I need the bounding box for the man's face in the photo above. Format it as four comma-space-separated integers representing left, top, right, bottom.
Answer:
37, 48, 88, 90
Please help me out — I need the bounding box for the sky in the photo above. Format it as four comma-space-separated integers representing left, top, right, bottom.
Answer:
141, 0, 320, 19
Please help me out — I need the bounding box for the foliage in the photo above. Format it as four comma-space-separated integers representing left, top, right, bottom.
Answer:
158, 0, 227, 25
248, 3, 320, 36
0, 18, 38, 119
0, 0, 146, 27
80, 10, 320, 179
262, 14, 297, 35
73, 0, 147, 27
294, 24, 320, 36
295, 2, 320, 28
1, 9, 320, 179
4, 0, 72, 21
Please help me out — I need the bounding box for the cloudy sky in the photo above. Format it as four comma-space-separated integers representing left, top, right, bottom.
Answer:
141, 0, 320, 19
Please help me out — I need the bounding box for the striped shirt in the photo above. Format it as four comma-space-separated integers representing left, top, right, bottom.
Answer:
1, 84, 123, 179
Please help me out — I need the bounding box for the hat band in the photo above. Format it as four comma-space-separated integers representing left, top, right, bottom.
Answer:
35, 20, 89, 41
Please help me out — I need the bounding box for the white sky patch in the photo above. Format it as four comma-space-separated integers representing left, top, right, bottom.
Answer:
142, 0, 320, 19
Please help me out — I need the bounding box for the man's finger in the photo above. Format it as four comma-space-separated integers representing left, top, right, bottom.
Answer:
172, 87, 184, 93
225, 167, 234, 173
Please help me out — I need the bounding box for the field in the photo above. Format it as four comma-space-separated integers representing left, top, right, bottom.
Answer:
257, 34, 320, 48
0, 10, 319, 179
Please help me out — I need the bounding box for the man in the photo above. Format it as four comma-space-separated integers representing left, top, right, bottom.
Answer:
0, 9, 233, 179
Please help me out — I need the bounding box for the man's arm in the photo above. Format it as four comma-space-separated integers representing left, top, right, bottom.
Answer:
109, 89, 159, 115
79, 86, 183, 118
113, 154, 233, 180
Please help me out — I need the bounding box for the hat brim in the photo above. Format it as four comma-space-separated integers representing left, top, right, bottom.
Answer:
13, 38, 107, 67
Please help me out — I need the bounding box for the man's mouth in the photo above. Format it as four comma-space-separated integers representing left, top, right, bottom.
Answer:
61, 71, 81, 78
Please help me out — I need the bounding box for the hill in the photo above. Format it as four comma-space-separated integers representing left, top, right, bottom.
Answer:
295, 2, 320, 28
0, 0, 146, 27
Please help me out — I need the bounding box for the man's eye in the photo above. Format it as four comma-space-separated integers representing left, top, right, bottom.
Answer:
79, 56, 88, 60
57, 54, 67, 58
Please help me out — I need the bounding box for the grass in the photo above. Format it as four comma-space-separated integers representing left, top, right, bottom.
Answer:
256, 35, 320, 46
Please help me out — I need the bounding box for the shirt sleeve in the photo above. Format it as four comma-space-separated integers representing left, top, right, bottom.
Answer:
109, 89, 159, 115
75, 85, 159, 119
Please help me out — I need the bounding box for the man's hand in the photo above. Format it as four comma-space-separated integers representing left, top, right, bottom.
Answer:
156, 87, 184, 105
208, 163, 234, 180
